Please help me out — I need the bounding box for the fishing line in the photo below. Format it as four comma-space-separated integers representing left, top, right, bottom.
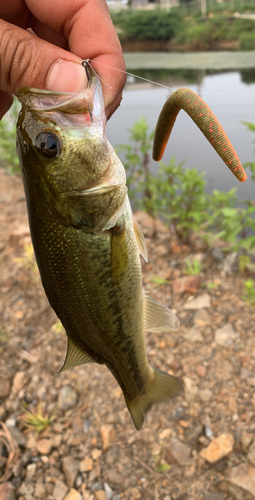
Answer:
88, 58, 255, 98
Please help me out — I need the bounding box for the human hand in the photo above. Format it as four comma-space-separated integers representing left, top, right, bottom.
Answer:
0, 0, 126, 120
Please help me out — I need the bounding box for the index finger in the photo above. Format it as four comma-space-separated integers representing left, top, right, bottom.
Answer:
26, 0, 126, 115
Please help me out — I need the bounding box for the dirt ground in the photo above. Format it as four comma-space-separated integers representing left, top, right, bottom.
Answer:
0, 166, 255, 500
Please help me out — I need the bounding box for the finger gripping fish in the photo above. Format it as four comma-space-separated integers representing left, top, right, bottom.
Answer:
153, 87, 247, 183
16, 67, 182, 431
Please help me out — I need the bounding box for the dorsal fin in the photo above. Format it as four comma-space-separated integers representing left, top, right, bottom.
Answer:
133, 214, 148, 262
143, 292, 180, 332
59, 337, 94, 372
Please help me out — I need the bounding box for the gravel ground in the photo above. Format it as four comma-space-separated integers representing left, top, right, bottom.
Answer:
0, 167, 255, 500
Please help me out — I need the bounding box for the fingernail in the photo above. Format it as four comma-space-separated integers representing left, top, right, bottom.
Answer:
46, 60, 88, 92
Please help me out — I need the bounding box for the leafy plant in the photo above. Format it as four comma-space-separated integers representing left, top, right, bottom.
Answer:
184, 257, 203, 275
151, 275, 169, 287
242, 279, 255, 305
119, 117, 255, 251
0, 97, 20, 174
21, 403, 56, 435
112, 8, 183, 42
51, 321, 65, 333
238, 254, 251, 273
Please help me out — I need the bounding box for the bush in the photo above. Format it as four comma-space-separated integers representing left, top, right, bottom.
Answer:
119, 116, 255, 251
112, 8, 184, 41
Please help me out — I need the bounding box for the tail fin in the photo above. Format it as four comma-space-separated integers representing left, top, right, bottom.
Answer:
126, 369, 183, 431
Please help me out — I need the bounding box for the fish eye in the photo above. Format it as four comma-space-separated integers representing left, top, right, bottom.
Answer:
35, 132, 61, 158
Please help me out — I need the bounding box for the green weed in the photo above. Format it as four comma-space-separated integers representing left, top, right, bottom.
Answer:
0, 97, 21, 175
151, 275, 169, 287
120, 117, 255, 252
51, 321, 65, 333
184, 258, 203, 275
242, 279, 255, 305
21, 403, 56, 435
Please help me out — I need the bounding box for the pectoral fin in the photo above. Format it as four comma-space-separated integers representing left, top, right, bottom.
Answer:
143, 292, 180, 332
133, 215, 148, 262
60, 337, 94, 372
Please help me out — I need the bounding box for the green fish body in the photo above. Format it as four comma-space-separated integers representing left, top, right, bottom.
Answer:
16, 71, 182, 430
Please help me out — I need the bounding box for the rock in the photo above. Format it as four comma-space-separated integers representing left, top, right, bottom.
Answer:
0, 376, 11, 398
214, 323, 239, 347
200, 433, 234, 463
26, 462, 37, 480
91, 482, 103, 492
184, 293, 211, 310
196, 365, 206, 377
9, 225, 30, 243
107, 470, 123, 484
52, 479, 68, 500
104, 483, 113, 500
205, 495, 224, 500
210, 246, 224, 262
241, 433, 253, 449
189, 232, 208, 252
134, 211, 167, 234
0, 482, 16, 500
79, 456, 93, 472
173, 276, 200, 294
228, 396, 238, 414
18, 482, 34, 496
63, 489, 82, 500
184, 328, 203, 343
5, 421, 27, 447
186, 424, 203, 445
183, 376, 198, 402
225, 463, 255, 499
62, 456, 79, 487
0, 405, 6, 420
11, 371, 26, 394
193, 309, 210, 326
168, 437, 191, 465
95, 491, 107, 500
248, 442, 255, 466
199, 389, 213, 402
223, 252, 238, 273
34, 483, 47, 499
58, 386, 78, 411
36, 438, 52, 455
91, 448, 102, 460
100, 424, 115, 450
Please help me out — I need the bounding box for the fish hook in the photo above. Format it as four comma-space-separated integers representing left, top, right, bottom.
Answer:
81, 60, 93, 123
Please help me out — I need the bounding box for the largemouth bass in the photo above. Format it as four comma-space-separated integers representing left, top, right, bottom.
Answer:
16, 66, 182, 430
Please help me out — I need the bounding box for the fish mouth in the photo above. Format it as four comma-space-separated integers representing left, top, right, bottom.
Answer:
17, 66, 97, 115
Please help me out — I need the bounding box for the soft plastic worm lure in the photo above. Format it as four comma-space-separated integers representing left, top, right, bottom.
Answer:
153, 87, 247, 183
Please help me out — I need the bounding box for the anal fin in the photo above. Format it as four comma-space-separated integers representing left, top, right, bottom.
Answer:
60, 337, 94, 372
143, 292, 180, 332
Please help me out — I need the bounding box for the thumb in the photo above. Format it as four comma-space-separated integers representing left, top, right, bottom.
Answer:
0, 20, 88, 113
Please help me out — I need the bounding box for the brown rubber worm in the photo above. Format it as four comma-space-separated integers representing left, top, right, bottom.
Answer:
153, 87, 247, 183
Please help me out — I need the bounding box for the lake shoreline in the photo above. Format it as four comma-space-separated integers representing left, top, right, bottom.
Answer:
124, 51, 255, 70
